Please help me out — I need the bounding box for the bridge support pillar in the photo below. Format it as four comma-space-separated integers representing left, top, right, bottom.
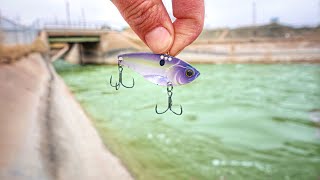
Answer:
64, 43, 82, 64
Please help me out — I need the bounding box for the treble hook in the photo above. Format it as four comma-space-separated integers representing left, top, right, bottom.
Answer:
109, 60, 134, 90
155, 82, 183, 115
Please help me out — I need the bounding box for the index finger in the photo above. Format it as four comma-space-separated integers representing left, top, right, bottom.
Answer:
170, 0, 204, 56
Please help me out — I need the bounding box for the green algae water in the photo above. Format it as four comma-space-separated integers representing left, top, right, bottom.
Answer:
54, 61, 320, 180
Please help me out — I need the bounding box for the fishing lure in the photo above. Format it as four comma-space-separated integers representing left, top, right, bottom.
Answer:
109, 53, 200, 115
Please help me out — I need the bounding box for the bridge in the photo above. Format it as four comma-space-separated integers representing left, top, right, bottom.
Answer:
43, 26, 142, 64
1, 17, 141, 64
43, 27, 110, 64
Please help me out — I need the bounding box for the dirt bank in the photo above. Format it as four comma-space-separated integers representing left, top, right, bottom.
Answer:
0, 53, 133, 180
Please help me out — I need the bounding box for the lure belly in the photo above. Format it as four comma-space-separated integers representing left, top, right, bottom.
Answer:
118, 53, 200, 86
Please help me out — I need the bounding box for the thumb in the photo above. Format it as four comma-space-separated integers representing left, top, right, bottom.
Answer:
112, 0, 174, 54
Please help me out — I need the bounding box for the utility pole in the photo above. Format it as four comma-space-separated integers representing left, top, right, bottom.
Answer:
252, 1, 257, 38
65, 0, 71, 26
0, 10, 2, 44
0, 10, 2, 27
15, 15, 21, 44
81, 8, 86, 27
318, 0, 320, 26
252, 1, 256, 26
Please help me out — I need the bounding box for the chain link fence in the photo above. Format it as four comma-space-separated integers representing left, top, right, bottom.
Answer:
0, 16, 38, 45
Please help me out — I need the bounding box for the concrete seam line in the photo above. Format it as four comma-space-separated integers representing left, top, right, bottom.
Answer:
39, 53, 59, 179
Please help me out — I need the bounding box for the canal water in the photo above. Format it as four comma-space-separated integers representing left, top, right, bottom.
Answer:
54, 61, 320, 180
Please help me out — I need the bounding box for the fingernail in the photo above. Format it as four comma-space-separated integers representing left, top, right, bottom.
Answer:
145, 27, 172, 53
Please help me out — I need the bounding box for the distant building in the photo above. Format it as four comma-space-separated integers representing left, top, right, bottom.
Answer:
270, 17, 279, 24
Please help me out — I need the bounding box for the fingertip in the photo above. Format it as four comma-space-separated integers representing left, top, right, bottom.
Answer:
169, 0, 204, 56
169, 27, 202, 56
113, 0, 174, 54
145, 27, 173, 54
169, 18, 204, 56
169, 48, 182, 57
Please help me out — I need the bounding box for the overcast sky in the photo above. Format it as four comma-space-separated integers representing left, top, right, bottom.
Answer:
1, 0, 319, 29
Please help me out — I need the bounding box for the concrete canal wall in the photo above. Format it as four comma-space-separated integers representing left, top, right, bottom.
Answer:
0, 53, 133, 180
53, 30, 320, 65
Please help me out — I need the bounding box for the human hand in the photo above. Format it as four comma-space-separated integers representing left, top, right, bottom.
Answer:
112, 0, 204, 56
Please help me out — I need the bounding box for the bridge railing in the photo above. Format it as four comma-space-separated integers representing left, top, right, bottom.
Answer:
1, 16, 114, 45
41, 20, 112, 31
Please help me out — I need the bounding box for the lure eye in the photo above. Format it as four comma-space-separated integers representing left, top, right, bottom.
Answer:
186, 69, 194, 77
160, 59, 165, 66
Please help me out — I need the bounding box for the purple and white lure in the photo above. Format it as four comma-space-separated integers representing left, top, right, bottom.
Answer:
109, 52, 200, 115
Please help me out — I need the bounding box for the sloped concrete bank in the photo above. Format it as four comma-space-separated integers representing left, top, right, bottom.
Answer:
0, 53, 133, 180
